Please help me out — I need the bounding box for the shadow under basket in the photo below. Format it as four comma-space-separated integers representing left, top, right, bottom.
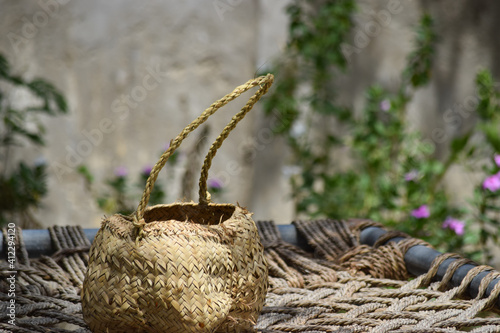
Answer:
82, 202, 268, 333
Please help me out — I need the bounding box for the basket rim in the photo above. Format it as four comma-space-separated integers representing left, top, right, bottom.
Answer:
101, 202, 250, 238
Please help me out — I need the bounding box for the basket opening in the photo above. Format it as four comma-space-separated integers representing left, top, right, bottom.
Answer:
144, 204, 236, 225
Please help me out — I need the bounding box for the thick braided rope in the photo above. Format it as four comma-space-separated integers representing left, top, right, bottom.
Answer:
198, 73, 274, 204
4, 221, 500, 331
135, 74, 274, 225
252, 224, 500, 333
0, 226, 91, 332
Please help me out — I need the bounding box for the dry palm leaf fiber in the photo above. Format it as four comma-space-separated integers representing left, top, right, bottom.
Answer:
81, 74, 274, 333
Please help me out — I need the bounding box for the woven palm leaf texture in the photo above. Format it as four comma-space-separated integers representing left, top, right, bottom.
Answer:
81, 75, 274, 333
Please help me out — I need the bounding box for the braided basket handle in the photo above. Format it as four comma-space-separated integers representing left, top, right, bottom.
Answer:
133, 74, 274, 231
198, 75, 274, 205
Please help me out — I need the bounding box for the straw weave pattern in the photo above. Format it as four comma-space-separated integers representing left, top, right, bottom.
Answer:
82, 204, 268, 332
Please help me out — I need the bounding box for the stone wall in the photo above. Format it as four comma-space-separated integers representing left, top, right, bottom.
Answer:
0, 0, 499, 229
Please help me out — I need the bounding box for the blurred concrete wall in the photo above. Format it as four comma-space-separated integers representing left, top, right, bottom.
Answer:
0, 0, 498, 228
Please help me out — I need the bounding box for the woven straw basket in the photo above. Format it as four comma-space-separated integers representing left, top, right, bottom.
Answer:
81, 75, 273, 333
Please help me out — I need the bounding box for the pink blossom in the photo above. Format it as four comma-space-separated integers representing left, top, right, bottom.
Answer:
483, 173, 500, 192
380, 99, 391, 111
208, 178, 224, 189
114, 166, 128, 177
404, 170, 419, 182
442, 217, 465, 236
411, 205, 430, 219
142, 165, 153, 176
495, 155, 500, 167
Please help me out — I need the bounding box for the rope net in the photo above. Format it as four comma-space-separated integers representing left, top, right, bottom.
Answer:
1, 220, 500, 332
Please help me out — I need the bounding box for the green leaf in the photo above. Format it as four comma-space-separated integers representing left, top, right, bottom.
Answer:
403, 14, 438, 89
77, 165, 94, 184
480, 123, 500, 151
450, 131, 471, 154
27, 79, 68, 114
3, 112, 45, 146
0, 162, 47, 212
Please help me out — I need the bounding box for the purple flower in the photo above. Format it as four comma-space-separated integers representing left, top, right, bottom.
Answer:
141, 165, 153, 176
208, 178, 224, 190
483, 173, 500, 192
495, 154, 500, 167
380, 99, 391, 111
411, 205, 430, 219
404, 170, 419, 182
442, 217, 465, 236
114, 166, 128, 177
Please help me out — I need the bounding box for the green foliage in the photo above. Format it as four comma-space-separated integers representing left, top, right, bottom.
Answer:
0, 54, 67, 148
287, 0, 355, 72
264, 3, 499, 260
466, 70, 500, 262
0, 162, 47, 213
0, 54, 67, 227
263, 0, 356, 135
403, 14, 437, 88
78, 164, 168, 216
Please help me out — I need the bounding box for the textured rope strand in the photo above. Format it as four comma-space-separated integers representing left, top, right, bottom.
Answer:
135, 74, 274, 223
198, 73, 274, 204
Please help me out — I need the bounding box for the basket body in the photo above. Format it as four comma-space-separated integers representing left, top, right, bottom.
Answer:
81, 203, 268, 333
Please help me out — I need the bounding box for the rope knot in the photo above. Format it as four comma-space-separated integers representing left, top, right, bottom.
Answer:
133, 217, 146, 228
133, 216, 146, 243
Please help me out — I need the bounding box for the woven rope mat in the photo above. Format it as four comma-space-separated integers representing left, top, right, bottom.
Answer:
2, 220, 500, 333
